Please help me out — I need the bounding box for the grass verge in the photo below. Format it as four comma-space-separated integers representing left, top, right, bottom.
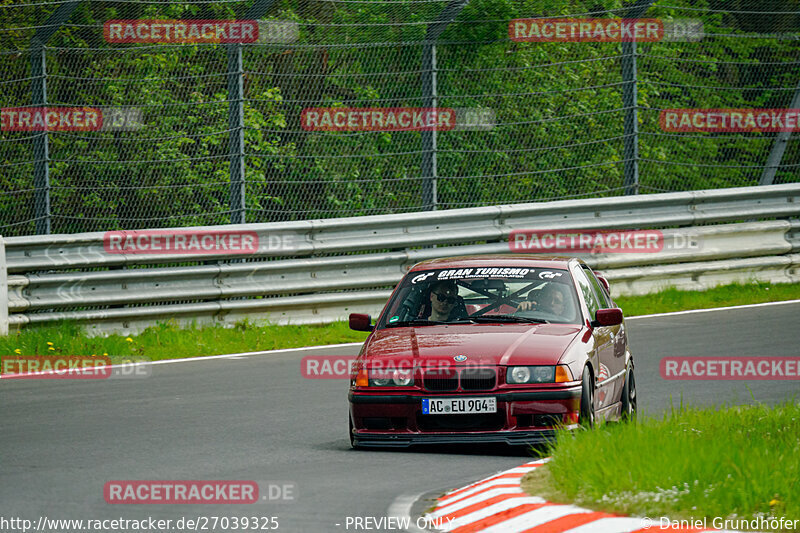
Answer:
521, 402, 800, 532
0, 320, 369, 362
2, 281, 799, 360
613, 281, 800, 316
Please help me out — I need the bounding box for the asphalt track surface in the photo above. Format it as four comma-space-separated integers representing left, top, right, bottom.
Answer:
2, 301, 798, 533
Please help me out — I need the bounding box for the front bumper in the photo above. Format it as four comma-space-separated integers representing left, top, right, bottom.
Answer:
349, 386, 582, 447
352, 429, 560, 447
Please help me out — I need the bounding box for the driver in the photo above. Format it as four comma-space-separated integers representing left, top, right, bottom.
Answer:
515, 282, 567, 317
424, 280, 461, 321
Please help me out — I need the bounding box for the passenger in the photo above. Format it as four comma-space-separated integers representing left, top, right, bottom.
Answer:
516, 282, 567, 317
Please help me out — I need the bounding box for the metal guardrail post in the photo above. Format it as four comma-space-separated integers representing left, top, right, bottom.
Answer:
760, 80, 800, 186
422, 0, 469, 211
621, 0, 655, 196
29, 1, 82, 234
0, 237, 8, 336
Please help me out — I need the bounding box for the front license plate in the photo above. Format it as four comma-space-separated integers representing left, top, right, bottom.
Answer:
421, 397, 497, 415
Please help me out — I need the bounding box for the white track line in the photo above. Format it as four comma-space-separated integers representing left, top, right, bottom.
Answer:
625, 298, 800, 320
1, 342, 365, 379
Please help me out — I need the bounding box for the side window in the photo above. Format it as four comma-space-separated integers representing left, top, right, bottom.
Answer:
573, 267, 600, 318
583, 267, 611, 309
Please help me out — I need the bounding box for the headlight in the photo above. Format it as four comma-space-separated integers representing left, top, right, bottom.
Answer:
507, 366, 556, 384
393, 369, 414, 386
531, 366, 555, 383
508, 366, 531, 384
366, 369, 415, 387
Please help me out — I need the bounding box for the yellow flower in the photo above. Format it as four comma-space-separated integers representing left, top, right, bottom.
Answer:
125, 337, 133, 343
770, 498, 781, 507
103, 352, 108, 356
48, 347, 55, 351
46, 341, 54, 346
14, 348, 21, 354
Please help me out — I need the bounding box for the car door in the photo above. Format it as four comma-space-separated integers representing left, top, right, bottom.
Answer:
572, 266, 615, 412
583, 265, 626, 408
592, 269, 628, 364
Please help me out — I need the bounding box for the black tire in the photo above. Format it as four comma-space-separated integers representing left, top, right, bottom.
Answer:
580, 366, 595, 428
621, 364, 637, 421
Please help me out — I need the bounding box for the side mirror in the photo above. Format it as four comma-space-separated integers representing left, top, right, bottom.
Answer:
593, 308, 623, 327
349, 313, 373, 332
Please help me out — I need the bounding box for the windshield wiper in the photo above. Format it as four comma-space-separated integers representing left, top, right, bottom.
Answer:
384, 319, 448, 328
468, 315, 549, 324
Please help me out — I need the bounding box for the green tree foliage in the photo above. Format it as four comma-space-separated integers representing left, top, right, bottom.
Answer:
0, 0, 798, 235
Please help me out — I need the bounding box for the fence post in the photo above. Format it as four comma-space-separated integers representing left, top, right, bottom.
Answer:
29, 1, 82, 235
621, 39, 639, 196
31, 45, 51, 235
227, 0, 278, 225
421, 0, 469, 211
760, 80, 800, 185
0, 237, 8, 336
621, 0, 655, 196
421, 43, 438, 211
228, 42, 246, 225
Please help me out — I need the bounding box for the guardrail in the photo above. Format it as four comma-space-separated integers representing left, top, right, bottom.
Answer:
2, 183, 799, 336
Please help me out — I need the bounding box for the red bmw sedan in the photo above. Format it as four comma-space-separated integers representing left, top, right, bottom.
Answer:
348, 255, 636, 448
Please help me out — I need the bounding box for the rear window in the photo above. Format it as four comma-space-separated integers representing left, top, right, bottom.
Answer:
376, 266, 581, 328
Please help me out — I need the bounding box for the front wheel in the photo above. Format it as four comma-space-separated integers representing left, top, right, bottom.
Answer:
580, 366, 595, 428
621, 364, 637, 421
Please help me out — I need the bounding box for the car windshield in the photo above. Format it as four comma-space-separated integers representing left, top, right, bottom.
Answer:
377, 266, 582, 329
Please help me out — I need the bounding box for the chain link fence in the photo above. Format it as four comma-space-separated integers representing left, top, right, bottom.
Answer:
1, 0, 799, 236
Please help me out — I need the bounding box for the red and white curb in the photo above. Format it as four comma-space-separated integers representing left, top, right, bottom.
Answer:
422, 459, 746, 533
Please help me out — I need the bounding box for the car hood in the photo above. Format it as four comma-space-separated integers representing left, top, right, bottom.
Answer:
363, 323, 582, 367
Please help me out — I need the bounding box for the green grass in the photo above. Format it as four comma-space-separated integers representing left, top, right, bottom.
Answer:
2, 281, 799, 360
614, 281, 800, 317
0, 320, 369, 361
522, 402, 800, 531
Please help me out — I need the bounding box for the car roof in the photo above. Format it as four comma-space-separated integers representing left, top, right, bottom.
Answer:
408, 255, 581, 271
